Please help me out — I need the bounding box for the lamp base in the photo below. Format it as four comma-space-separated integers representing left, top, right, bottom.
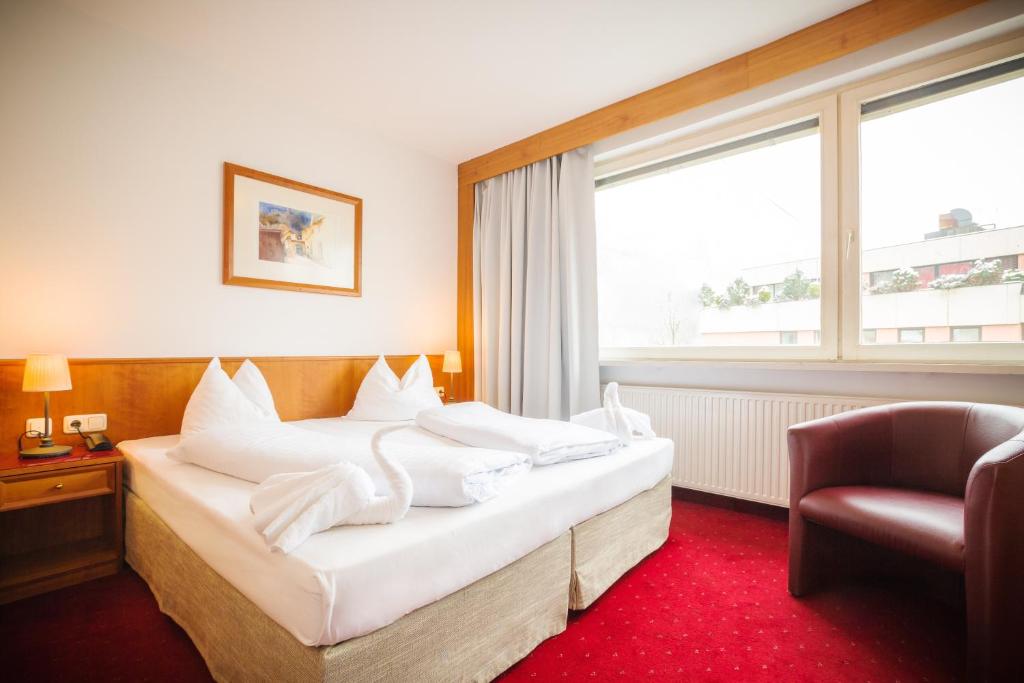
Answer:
20, 444, 73, 459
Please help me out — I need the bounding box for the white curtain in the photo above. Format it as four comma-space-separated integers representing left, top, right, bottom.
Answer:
473, 146, 600, 419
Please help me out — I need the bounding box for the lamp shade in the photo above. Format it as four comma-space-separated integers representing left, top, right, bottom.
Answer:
22, 354, 72, 392
442, 350, 462, 374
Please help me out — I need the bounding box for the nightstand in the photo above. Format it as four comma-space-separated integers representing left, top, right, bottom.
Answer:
0, 445, 124, 604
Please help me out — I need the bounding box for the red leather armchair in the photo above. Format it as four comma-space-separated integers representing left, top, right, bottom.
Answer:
787, 402, 1024, 682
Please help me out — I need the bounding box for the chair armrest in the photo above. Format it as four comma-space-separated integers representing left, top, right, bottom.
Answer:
965, 431, 1024, 555
788, 406, 894, 503
964, 431, 1024, 680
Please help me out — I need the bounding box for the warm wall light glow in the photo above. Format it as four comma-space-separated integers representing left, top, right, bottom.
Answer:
442, 350, 462, 374
22, 354, 72, 392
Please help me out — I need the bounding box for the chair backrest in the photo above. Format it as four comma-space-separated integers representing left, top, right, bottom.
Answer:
889, 402, 1024, 497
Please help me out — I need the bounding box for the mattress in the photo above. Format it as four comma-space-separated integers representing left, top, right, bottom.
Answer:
120, 419, 672, 647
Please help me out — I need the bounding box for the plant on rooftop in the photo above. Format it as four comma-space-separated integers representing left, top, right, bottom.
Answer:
929, 259, 1004, 290
776, 269, 818, 302
726, 278, 753, 307
1003, 268, 1024, 283
700, 270, 820, 309
871, 266, 920, 294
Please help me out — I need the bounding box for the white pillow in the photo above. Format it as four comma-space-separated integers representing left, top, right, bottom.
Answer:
180, 358, 271, 437
346, 355, 442, 421
232, 359, 280, 421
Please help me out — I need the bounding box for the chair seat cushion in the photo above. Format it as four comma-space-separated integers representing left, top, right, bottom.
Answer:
799, 486, 965, 571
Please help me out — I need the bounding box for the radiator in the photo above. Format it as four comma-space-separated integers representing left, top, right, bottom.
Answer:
616, 385, 887, 507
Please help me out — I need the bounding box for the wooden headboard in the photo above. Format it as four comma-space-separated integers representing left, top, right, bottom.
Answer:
0, 355, 449, 448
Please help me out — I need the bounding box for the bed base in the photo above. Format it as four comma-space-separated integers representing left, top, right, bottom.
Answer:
126, 492, 570, 683
125, 474, 672, 681
569, 476, 671, 609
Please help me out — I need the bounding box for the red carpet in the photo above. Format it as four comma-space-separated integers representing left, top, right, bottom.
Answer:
1, 499, 964, 682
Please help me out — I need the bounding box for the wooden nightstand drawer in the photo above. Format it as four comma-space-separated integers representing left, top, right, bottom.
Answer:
0, 464, 115, 511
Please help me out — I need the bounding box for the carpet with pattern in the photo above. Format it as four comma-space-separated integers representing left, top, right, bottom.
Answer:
1, 498, 964, 682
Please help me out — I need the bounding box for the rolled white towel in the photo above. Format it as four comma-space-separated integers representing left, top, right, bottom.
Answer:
416, 402, 621, 466
570, 383, 655, 444
250, 426, 412, 553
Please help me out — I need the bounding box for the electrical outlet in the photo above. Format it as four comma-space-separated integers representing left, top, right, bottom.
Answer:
26, 417, 53, 434
435, 386, 446, 400
64, 413, 108, 434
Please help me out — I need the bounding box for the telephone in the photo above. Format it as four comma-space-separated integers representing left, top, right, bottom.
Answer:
84, 432, 113, 452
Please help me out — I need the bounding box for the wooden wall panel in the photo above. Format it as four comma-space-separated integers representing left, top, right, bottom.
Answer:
456, 0, 983, 184
0, 355, 448, 448
456, 182, 476, 403
454, 0, 985, 397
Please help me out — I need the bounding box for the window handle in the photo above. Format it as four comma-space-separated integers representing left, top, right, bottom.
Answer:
845, 230, 855, 261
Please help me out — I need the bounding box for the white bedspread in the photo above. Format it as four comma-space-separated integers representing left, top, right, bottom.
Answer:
121, 420, 672, 647
416, 402, 622, 465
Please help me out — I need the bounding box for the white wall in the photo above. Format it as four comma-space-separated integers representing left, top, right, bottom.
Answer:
0, 1, 456, 359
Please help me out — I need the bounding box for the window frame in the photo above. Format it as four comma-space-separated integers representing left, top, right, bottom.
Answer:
596, 97, 839, 362
839, 37, 1024, 364
596, 35, 1024, 367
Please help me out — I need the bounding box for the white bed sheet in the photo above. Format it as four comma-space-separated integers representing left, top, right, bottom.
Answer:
120, 419, 672, 647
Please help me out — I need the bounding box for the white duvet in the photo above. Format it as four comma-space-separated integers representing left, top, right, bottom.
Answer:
167, 421, 529, 507
415, 402, 622, 465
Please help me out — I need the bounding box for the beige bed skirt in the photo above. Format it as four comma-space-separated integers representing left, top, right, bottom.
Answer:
125, 475, 672, 681
569, 476, 672, 610
125, 492, 571, 683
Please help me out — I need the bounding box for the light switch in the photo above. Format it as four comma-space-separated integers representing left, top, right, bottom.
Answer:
26, 417, 53, 435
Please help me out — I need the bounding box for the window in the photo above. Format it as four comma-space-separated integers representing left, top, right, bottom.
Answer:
844, 46, 1024, 363
597, 38, 1024, 365
898, 328, 925, 343
952, 326, 982, 343
594, 99, 835, 360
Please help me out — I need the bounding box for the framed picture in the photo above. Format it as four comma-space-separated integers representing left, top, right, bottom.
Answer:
223, 162, 362, 296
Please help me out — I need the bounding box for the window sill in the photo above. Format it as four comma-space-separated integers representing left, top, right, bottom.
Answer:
599, 357, 1024, 375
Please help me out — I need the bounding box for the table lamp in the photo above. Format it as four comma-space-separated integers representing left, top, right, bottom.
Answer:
20, 354, 73, 458
442, 350, 462, 403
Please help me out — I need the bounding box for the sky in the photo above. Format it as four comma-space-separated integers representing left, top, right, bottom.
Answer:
595, 72, 1024, 347
860, 75, 1024, 249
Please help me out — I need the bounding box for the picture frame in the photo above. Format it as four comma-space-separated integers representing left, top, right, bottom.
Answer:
223, 162, 362, 296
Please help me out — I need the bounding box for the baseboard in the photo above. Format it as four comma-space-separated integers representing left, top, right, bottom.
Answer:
671, 486, 789, 521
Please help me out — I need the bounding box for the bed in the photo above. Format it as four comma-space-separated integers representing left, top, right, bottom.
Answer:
121, 419, 673, 681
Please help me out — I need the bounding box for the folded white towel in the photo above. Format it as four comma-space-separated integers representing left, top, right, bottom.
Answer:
168, 421, 528, 507
415, 402, 621, 466
570, 383, 655, 444
250, 427, 412, 553
294, 420, 530, 507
